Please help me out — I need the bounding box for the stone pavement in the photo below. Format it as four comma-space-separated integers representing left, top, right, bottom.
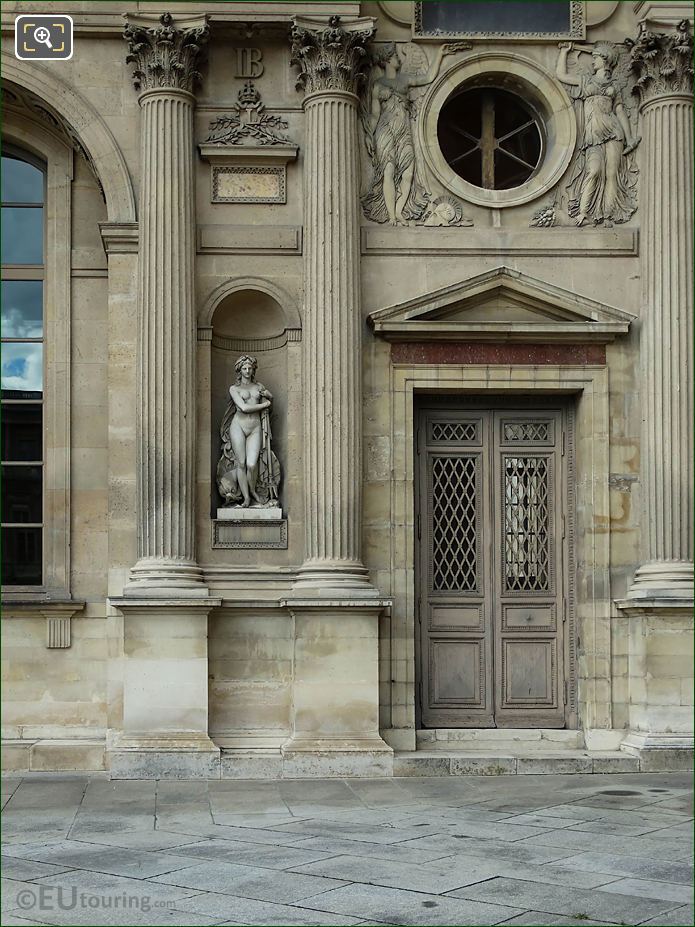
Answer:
1, 773, 692, 927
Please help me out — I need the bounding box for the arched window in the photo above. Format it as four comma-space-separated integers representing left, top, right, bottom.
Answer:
1, 150, 45, 585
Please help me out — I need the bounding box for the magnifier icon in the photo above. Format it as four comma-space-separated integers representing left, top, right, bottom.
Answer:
33, 25, 53, 49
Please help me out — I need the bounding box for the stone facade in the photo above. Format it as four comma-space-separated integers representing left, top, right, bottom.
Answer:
1, 1, 692, 778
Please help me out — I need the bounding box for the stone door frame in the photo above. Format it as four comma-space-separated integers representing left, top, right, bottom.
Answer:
414, 399, 575, 731
382, 363, 611, 752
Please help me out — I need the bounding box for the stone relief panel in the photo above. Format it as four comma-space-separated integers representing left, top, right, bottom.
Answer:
359, 42, 473, 227
532, 39, 641, 228
204, 81, 292, 147
216, 355, 281, 511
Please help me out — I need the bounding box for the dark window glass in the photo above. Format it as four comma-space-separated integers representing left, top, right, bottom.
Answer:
1, 207, 44, 264
438, 88, 542, 190
1, 526, 42, 584
1, 405, 42, 461
1, 156, 44, 204
2, 149, 45, 587
1, 281, 44, 337
1, 465, 42, 522
420, 1, 571, 35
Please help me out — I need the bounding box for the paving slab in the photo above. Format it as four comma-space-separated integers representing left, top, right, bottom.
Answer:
550, 850, 694, 884
172, 890, 364, 925
151, 861, 349, 903
295, 882, 524, 925
0, 916, 51, 926
289, 853, 506, 894
397, 833, 575, 865
500, 915, 609, 926
283, 835, 454, 864
447, 876, 681, 923
597, 877, 694, 904
640, 904, 694, 926
165, 839, 339, 870
0, 856, 74, 881
520, 828, 689, 860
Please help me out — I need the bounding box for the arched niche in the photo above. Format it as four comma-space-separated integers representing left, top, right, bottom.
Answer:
203, 285, 300, 518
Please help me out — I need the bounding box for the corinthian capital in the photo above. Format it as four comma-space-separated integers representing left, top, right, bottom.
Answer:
631, 19, 694, 103
124, 11, 209, 94
290, 15, 376, 96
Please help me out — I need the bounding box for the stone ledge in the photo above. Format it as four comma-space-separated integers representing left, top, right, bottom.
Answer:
1, 739, 106, 773
394, 750, 646, 776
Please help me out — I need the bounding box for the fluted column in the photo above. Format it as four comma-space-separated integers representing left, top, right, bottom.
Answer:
124, 12, 209, 594
291, 15, 376, 593
628, 20, 694, 600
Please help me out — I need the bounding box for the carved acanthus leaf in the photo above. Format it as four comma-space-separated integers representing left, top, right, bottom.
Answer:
290, 15, 375, 96
124, 11, 209, 93
630, 19, 694, 102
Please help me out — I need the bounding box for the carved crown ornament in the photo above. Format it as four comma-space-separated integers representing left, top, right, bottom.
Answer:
204, 82, 292, 146
124, 11, 210, 94
630, 19, 694, 102
290, 14, 376, 96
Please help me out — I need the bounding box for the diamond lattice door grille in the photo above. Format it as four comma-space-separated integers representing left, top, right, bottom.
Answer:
431, 455, 478, 591
503, 455, 550, 591
504, 422, 550, 442
432, 422, 478, 443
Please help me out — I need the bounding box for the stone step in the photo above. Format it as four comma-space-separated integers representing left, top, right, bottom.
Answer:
394, 750, 641, 777
416, 728, 585, 752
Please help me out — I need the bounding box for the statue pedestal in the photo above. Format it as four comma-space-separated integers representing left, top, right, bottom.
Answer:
216, 507, 283, 521
212, 509, 287, 550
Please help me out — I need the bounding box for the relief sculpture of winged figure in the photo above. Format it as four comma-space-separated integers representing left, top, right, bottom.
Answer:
557, 40, 641, 226
359, 42, 469, 226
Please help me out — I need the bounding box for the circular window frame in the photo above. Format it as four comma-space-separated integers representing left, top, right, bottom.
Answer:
420, 52, 576, 209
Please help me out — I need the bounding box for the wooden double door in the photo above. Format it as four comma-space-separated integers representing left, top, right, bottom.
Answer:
416, 399, 575, 729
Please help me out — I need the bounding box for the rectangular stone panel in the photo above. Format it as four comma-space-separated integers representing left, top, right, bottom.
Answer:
212, 518, 288, 549
212, 165, 286, 203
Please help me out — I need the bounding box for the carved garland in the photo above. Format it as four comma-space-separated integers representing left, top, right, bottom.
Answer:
124, 11, 210, 93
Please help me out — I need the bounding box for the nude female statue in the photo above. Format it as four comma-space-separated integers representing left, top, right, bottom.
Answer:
216, 355, 280, 509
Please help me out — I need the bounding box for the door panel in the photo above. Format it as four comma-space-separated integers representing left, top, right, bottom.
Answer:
417, 401, 571, 729
419, 411, 493, 727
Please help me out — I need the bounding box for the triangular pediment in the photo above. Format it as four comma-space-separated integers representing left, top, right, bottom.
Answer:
367, 267, 635, 343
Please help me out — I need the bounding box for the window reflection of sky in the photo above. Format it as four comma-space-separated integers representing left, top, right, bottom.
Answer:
1, 343, 43, 392
1, 208, 44, 264
1, 156, 44, 204
1, 282, 43, 337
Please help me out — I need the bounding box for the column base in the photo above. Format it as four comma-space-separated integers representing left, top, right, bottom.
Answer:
125, 557, 210, 597
110, 733, 221, 779
626, 560, 694, 602
621, 732, 694, 772
282, 734, 394, 778
293, 559, 378, 596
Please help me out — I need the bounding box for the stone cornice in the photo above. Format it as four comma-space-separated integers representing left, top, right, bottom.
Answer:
124, 11, 209, 94
631, 19, 694, 103
290, 15, 375, 96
